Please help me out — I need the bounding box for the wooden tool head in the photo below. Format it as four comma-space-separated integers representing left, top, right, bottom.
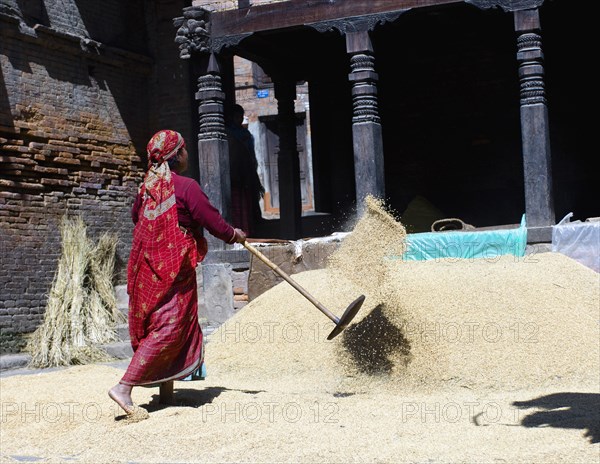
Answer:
327, 295, 366, 340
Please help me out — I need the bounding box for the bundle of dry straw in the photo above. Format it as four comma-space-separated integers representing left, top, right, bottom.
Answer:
27, 216, 125, 368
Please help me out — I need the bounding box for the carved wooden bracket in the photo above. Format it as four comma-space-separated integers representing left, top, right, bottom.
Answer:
465, 0, 545, 12
174, 6, 210, 59
211, 33, 253, 54
307, 11, 406, 34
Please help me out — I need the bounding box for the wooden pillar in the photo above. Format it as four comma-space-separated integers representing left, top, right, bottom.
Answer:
346, 31, 385, 213
196, 53, 231, 250
514, 9, 555, 238
274, 77, 302, 239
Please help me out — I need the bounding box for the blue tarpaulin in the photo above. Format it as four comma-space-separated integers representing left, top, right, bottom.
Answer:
395, 215, 527, 262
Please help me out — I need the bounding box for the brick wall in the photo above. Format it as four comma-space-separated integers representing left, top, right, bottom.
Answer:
149, 1, 196, 157
0, 0, 193, 344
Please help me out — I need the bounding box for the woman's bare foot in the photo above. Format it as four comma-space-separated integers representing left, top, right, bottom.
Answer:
108, 383, 134, 415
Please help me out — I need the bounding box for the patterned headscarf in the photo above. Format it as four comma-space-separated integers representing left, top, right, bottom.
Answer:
146, 130, 185, 165
139, 130, 184, 212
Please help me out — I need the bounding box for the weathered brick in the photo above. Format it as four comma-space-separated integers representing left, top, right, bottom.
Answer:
33, 166, 68, 175
0, 156, 36, 165
113, 147, 132, 156
0, 179, 44, 190
80, 182, 103, 189
53, 157, 81, 165
40, 178, 77, 187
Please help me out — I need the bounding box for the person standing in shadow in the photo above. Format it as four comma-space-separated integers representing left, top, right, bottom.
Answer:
226, 104, 265, 237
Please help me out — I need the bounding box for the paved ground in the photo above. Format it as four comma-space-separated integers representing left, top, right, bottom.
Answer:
0, 354, 32, 374
0, 355, 130, 379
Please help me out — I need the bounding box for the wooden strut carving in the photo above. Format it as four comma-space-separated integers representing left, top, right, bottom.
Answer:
211, 33, 252, 54
465, 0, 545, 12
196, 73, 227, 141
308, 11, 406, 34
174, 7, 251, 55
349, 53, 380, 124
174, 6, 210, 59
516, 32, 546, 106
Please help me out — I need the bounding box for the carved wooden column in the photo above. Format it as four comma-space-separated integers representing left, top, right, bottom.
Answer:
347, 31, 384, 213
514, 8, 555, 240
195, 53, 231, 250
175, 7, 233, 251
274, 77, 302, 239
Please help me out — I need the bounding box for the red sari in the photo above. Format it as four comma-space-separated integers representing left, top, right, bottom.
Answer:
122, 129, 236, 386
122, 163, 205, 386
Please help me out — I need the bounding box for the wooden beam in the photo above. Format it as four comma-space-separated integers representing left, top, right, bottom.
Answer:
211, 0, 461, 37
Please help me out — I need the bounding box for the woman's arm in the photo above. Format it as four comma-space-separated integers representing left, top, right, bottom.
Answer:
183, 180, 243, 243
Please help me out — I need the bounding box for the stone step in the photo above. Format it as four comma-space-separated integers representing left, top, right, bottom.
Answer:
116, 323, 129, 342
0, 353, 31, 372
102, 341, 133, 360
115, 285, 129, 315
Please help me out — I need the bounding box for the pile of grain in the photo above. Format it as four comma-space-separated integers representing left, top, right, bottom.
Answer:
207, 196, 600, 392
364, 253, 599, 390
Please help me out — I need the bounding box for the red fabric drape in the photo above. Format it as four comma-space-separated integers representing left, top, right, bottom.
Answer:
123, 159, 205, 386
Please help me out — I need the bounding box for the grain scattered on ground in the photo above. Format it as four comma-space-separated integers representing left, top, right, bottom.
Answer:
1, 197, 598, 463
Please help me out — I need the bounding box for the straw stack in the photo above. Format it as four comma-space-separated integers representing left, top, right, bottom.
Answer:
27, 216, 124, 368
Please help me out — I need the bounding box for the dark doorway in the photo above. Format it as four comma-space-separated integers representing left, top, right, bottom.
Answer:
261, 114, 313, 215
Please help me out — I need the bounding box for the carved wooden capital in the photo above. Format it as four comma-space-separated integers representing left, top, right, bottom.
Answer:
174, 6, 210, 59
516, 32, 546, 106
196, 73, 226, 141
348, 53, 380, 124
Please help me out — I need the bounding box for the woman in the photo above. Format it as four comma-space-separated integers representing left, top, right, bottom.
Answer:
108, 130, 245, 415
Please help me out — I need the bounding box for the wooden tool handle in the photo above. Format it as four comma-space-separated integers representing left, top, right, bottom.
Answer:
243, 241, 339, 323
